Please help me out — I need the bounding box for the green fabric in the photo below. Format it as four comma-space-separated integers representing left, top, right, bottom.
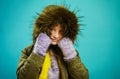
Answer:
16, 45, 89, 79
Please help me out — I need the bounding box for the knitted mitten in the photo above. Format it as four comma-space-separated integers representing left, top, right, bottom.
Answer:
33, 33, 51, 56
58, 37, 77, 60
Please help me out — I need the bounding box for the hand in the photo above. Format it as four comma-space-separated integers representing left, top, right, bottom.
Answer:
58, 37, 77, 60
33, 33, 51, 56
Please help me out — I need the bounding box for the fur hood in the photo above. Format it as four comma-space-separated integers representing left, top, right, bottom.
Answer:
33, 5, 80, 43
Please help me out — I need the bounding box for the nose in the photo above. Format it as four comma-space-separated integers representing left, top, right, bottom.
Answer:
54, 31, 59, 38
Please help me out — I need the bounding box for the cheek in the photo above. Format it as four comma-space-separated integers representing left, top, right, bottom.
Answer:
50, 30, 53, 36
50, 29, 55, 34
50, 32, 54, 38
59, 35, 63, 40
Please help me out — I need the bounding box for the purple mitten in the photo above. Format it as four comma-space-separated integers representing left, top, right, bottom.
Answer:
33, 33, 51, 56
58, 37, 77, 60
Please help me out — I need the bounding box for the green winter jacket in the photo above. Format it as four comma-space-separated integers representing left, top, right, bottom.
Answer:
16, 44, 89, 79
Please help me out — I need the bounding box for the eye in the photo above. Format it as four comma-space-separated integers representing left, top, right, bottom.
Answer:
59, 30, 63, 34
50, 28, 55, 33
50, 28, 53, 30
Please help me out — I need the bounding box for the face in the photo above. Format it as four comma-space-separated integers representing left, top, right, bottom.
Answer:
50, 24, 63, 45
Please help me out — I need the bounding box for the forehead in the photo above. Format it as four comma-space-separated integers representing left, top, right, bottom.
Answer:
51, 24, 63, 30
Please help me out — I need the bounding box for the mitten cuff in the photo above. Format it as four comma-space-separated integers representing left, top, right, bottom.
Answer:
63, 51, 77, 60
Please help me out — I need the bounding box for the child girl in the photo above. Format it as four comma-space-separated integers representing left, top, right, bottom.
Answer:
16, 4, 89, 79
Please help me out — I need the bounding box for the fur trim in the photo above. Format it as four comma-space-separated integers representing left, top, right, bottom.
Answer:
33, 5, 79, 43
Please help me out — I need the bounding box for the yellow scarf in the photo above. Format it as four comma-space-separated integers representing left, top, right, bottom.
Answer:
39, 52, 51, 79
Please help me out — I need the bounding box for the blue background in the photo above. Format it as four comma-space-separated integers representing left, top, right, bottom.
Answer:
0, 0, 120, 79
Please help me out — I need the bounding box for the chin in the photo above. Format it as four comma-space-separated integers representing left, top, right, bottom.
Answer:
51, 42, 57, 45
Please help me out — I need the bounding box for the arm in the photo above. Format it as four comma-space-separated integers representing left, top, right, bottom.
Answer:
16, 33, 51, 79
58, 37, 89, 79
66, 54, 89, 79
16, 45, 45, 79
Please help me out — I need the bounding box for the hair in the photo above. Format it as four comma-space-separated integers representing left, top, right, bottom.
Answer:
32, 4, 79, 44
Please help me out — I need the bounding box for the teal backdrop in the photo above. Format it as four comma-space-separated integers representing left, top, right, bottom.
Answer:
0, 0, 120, 79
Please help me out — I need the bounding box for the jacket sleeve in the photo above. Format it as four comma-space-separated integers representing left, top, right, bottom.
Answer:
66, 54, 89, 79
16, 45, 45, 79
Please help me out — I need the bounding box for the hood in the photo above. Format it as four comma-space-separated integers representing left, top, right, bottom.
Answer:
33, 5, 80, 43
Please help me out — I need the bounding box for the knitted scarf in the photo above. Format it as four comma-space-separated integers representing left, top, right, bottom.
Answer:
39, 51, 60, 79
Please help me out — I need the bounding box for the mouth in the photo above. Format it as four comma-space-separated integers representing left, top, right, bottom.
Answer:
51, 38, 58, 42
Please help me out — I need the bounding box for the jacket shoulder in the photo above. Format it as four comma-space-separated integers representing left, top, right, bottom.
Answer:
22, 44, 34, 56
